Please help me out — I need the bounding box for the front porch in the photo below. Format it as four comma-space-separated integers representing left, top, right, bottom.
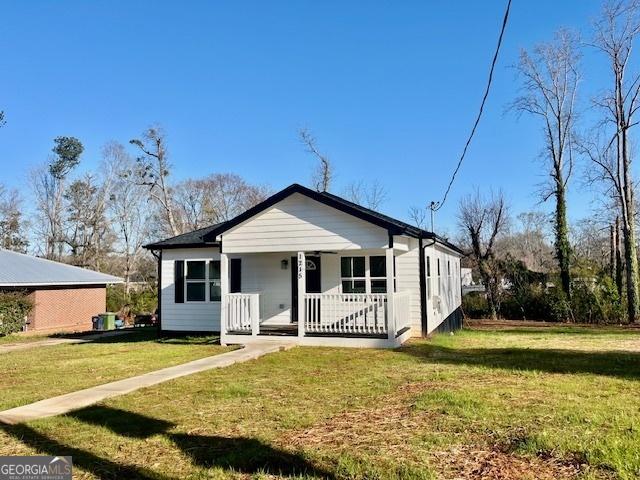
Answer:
219, 250, 413, 348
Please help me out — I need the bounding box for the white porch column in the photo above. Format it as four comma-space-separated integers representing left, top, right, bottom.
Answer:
297, 251, 306, 339
386, 247, 395, 342
251, 294, 260, 337
220, 252, 229, 345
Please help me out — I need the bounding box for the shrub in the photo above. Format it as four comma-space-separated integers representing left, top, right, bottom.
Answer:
594, 276, 625, 323
570, 276, 624, 324
546, 288, 573, 322
107, 283, 157, 322
500, 283, 551, 320
462, 292, 490, 318
0, 291, 34, 336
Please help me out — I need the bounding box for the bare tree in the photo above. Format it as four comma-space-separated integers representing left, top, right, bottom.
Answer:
458, 190, 509, 319
106, 142, 151, 296
571, 217, 611, 271
513, 28, 580, 299
173, 173, 271, 231
408, 206, 428, 229
62, 170, 115, 271
590, 0, 640, 321
30, 137, 83, 260
299, 128, 332, 192
0, 185, 28, 252
343, 180, 387, 210
0, 111, 5, 128
130, 126, 181, 236
498, 211, 555, 273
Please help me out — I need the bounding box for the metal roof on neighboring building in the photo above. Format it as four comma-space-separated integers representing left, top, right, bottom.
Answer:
0, 249, 122, 287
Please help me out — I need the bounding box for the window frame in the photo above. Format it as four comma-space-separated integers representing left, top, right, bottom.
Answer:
209, 260, 221, 302
340, 254, 392, 295
426, 255, 432, 299
340, 256, 367, 294
184, 259, 222, 303
369, 255, 387, 294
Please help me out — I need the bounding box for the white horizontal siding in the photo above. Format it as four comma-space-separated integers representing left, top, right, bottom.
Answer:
395, 237, 421, 336
232, 252, 343, 325
235, 253, 292, 324
161, 248, 220, 332
424, 244, 462, 333
222, 193, 389, 253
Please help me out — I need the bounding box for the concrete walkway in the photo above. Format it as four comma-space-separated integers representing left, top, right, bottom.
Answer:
0, 342, 291, 425
0, 330, 137, 355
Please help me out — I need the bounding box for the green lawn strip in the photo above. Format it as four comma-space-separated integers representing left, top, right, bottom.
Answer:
0, 333, 53, 344
0, 328, 638, 479
0, 330, 232, 410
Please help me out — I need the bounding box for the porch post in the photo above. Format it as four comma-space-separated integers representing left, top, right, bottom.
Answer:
251, 294, 260, 337
297, 251, 306, 339
220, 252, 229, 345
386, 247, 396, 342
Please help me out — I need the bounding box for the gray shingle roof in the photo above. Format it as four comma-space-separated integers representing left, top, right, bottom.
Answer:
143, 184, 463, 255
0, 249, 122, 287
144, 222, 229, 249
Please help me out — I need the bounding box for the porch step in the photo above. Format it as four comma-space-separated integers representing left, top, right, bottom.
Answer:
258, 323, 298, 336
227, 324, 299, 336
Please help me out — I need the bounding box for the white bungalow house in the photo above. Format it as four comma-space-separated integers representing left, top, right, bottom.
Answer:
144, 184, 463, 348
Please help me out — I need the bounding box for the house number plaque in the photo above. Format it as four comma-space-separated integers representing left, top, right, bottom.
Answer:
297, 252, 304, 280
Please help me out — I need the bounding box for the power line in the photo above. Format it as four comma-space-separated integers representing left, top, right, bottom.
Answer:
430, 0, 512, 220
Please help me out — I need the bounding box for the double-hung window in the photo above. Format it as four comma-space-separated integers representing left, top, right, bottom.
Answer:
369, 256, 387, 293
341, 255, 389, 294
426, 256, 432, 299
209, 261, 221, 301
183, 260, 221, 302
341, 256, 366, 293
186, 261, 206, 302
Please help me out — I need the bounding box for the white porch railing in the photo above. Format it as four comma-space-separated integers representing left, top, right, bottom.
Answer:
394, 291, 411, 333
225, 293, 260, 334
223, 292, 410, 340
304, 293, 391, 335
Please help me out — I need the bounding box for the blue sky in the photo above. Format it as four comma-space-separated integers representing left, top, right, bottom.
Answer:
0, 1, 616, 235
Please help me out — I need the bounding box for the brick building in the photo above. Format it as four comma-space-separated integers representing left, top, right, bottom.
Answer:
0, 249, 121, 333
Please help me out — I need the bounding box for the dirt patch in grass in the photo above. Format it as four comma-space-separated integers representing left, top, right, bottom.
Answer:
283, 381, 589, 480
432, 444, 584, 480
281, 382, 435, 458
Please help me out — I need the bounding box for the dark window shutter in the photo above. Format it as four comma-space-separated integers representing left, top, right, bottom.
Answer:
230, 259, 242, 293
175, 260, 184, 303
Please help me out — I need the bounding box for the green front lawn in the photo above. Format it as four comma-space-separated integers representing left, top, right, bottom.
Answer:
1, 325, 639, 479
0, 329, 232, 410
0, 332, 52, 344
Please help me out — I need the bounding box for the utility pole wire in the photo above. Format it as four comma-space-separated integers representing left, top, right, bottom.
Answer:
430, 0, 512, 218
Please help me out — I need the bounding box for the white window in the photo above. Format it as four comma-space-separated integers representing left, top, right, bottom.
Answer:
209, 261, 221, 301
186, 261, 206, 302
185, 260, 221, 302
426, 255, 432, 299
369, 256, 387, 293
341, 255, 390, 294
341, 256, 366, 293
437, 258, 442, 295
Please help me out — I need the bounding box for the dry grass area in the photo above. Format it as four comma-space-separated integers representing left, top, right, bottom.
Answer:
1, 322, 639, 479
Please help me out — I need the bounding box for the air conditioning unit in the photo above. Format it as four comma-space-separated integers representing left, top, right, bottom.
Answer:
432, 295, 442, 313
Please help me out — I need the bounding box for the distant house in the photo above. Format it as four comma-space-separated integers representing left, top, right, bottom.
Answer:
145, 184, 463, 348
0, 249, 121, 333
